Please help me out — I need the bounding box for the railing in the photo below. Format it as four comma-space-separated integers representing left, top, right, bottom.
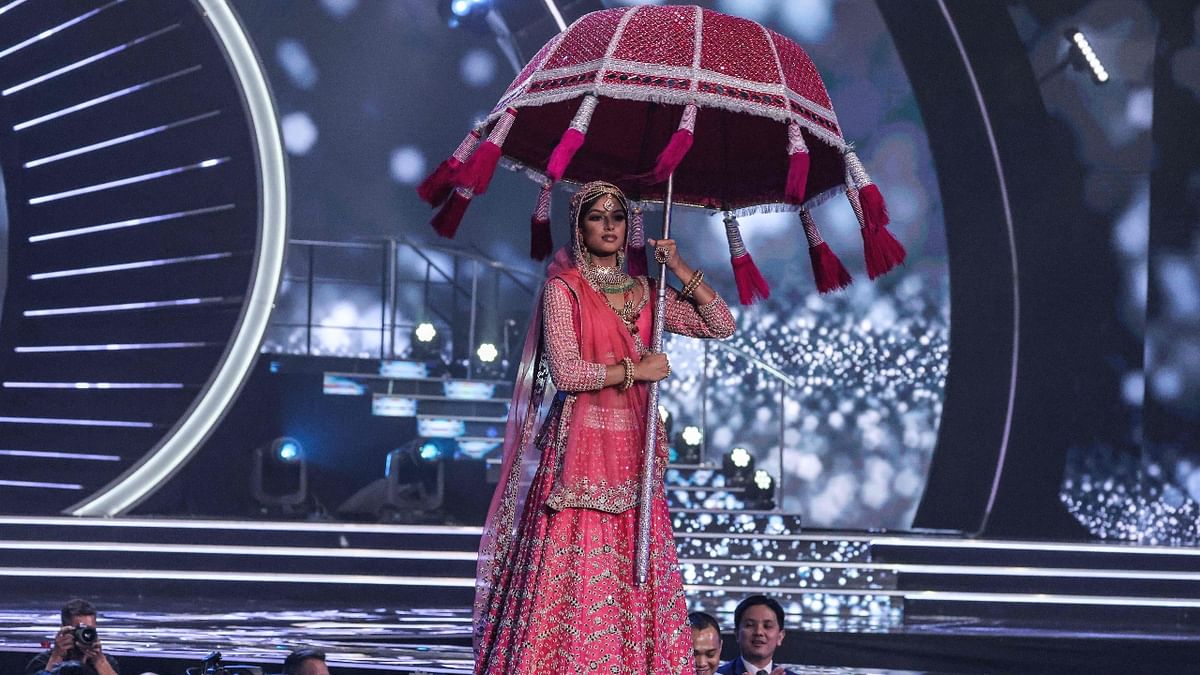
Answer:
267, 239, 793, 509
266, 237, 540, 367
685, 337, 796, 509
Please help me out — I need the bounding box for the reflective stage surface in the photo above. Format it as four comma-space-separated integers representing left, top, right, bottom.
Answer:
1, 599, 1197, 674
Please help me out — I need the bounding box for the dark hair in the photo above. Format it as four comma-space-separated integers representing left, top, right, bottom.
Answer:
733, 594, 785, 629
282, 648, 326, 675
688, 611, 722, 635
60, 599, 96, 626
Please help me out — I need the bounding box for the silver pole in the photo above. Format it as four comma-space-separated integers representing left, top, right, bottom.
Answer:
468, 260, 479, 379
636, 173, 673, 586
778, 383, 786, 511
700, 340, 709, 465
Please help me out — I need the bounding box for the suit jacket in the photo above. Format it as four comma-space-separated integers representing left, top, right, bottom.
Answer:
716, 656, 800, 675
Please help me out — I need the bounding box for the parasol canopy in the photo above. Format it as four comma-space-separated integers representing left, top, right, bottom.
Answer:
418, 3, 905, 297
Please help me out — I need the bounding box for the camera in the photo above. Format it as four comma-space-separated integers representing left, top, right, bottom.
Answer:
72, 625, 97, 647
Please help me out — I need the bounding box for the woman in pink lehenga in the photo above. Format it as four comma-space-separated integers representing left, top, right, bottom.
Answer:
473, 181, 735, 674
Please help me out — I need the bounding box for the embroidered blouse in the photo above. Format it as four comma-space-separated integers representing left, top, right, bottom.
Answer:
542, 276, 735, 392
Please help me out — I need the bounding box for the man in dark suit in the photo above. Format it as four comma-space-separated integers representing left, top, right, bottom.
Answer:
716, 595, 798, 675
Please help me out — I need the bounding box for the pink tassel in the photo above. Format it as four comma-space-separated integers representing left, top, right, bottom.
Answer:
723, 213, 769, 305
530, 182, 553, 261
785, 151, 810, 204
862, 225, 906, 279
800, 209, 852, 293
546, 96, 597, 182
809, 242, 853, 293
784, 122, 810, 204
651, 103, 698, 183
731, 253, 770, 305
546, 128, 585, 181
844, 152, 904, 279
416, 158, 459, 207
458, 139, 502, 195
457, 108, 517, 195
858, 183, 890, 230
417, 130, 480, 206
431, 188, 471, 239
626, 203, 647, 277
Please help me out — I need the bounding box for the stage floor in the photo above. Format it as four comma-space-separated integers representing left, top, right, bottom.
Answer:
2, 599, 1197, 673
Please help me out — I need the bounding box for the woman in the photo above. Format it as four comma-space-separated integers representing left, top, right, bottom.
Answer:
474, 181, 735, 674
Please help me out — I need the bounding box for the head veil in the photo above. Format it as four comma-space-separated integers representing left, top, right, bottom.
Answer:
472, 181, 634, 648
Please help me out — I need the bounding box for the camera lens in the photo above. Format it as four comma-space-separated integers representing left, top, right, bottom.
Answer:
72, 625, 97, 646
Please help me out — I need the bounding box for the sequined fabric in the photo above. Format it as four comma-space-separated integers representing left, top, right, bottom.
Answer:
473, 397, 690, 674
482, 4, 852, 211
474, 266, 732, 674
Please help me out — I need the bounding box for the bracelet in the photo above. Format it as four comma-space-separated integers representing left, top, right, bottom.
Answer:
680, 269, 705, 299
619, 357, 635, 391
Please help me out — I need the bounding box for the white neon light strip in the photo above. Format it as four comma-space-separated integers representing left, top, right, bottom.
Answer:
29, 252, 233, 280
677, 558, 1200, 582
0, 415, 153, 428
0, 515, 483, 536
24, 295, 230, 317
0, 0, 30, 18
0, 449, 121, 461
0, 541, 477, 561
681, 584, 1200, 608
14, 65, 202, 131
2, 23, 180, 96
0, 567, 477, 588
16, 341, 213, 353
72, 0, 291, 516
0, 480, 82, 490
25, 110, 222, 168
541, 0, 567, 31
28, 204, 235, 242
0, 0, 125, 61
676, 530, 1200, 556
3, 382, 185, 390
28, 157, 229, 205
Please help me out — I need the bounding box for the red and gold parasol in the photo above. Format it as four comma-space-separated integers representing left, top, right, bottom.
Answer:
418, 4, 907, 584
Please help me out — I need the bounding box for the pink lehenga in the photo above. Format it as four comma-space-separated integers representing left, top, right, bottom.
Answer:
473, 251, 734, 674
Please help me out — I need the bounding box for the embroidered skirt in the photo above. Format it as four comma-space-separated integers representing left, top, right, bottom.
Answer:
473, 410, 692, 674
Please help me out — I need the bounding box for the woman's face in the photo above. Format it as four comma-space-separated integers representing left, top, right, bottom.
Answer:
579, 194, 627, 260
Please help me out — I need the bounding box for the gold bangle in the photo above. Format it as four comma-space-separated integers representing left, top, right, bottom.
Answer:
620, 357, 635, 391
681, 269, 704, 299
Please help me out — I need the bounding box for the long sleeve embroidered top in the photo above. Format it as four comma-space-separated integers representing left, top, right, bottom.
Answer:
542, 277, 735, 392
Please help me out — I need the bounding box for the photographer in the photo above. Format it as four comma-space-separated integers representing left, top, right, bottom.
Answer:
25, 599, 119, 675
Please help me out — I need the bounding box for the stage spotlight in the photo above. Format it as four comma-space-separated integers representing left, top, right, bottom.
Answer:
675, 424, 702, 464
439, 0, 493, 29
1066, 28, 1109, 84
744, 469, 777, 510
723, 446, 756, 487
251, 436, 308, 515
477, 342, 498, 363
409, 322, 444, 363
418, 440, 444, 463
415, 322, 437, 343
275, 437, 301, 463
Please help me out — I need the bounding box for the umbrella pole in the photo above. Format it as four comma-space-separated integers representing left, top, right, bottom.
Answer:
636, 173, 674, 586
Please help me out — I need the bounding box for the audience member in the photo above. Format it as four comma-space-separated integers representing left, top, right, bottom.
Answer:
282, 648, 329, 675
25, 599, 119, 675
717, 595, 798, 675
688, 611, 723, 675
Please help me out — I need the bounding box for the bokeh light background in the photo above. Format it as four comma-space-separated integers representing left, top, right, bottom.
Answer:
227, 0, 1200, 535
229, 0, 949, 530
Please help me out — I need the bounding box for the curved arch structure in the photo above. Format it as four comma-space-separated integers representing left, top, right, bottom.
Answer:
0, 0, 286, 515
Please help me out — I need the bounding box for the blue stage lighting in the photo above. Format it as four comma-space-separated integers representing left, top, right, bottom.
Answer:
418, 441, 444, 463
275, 438, 302, 463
